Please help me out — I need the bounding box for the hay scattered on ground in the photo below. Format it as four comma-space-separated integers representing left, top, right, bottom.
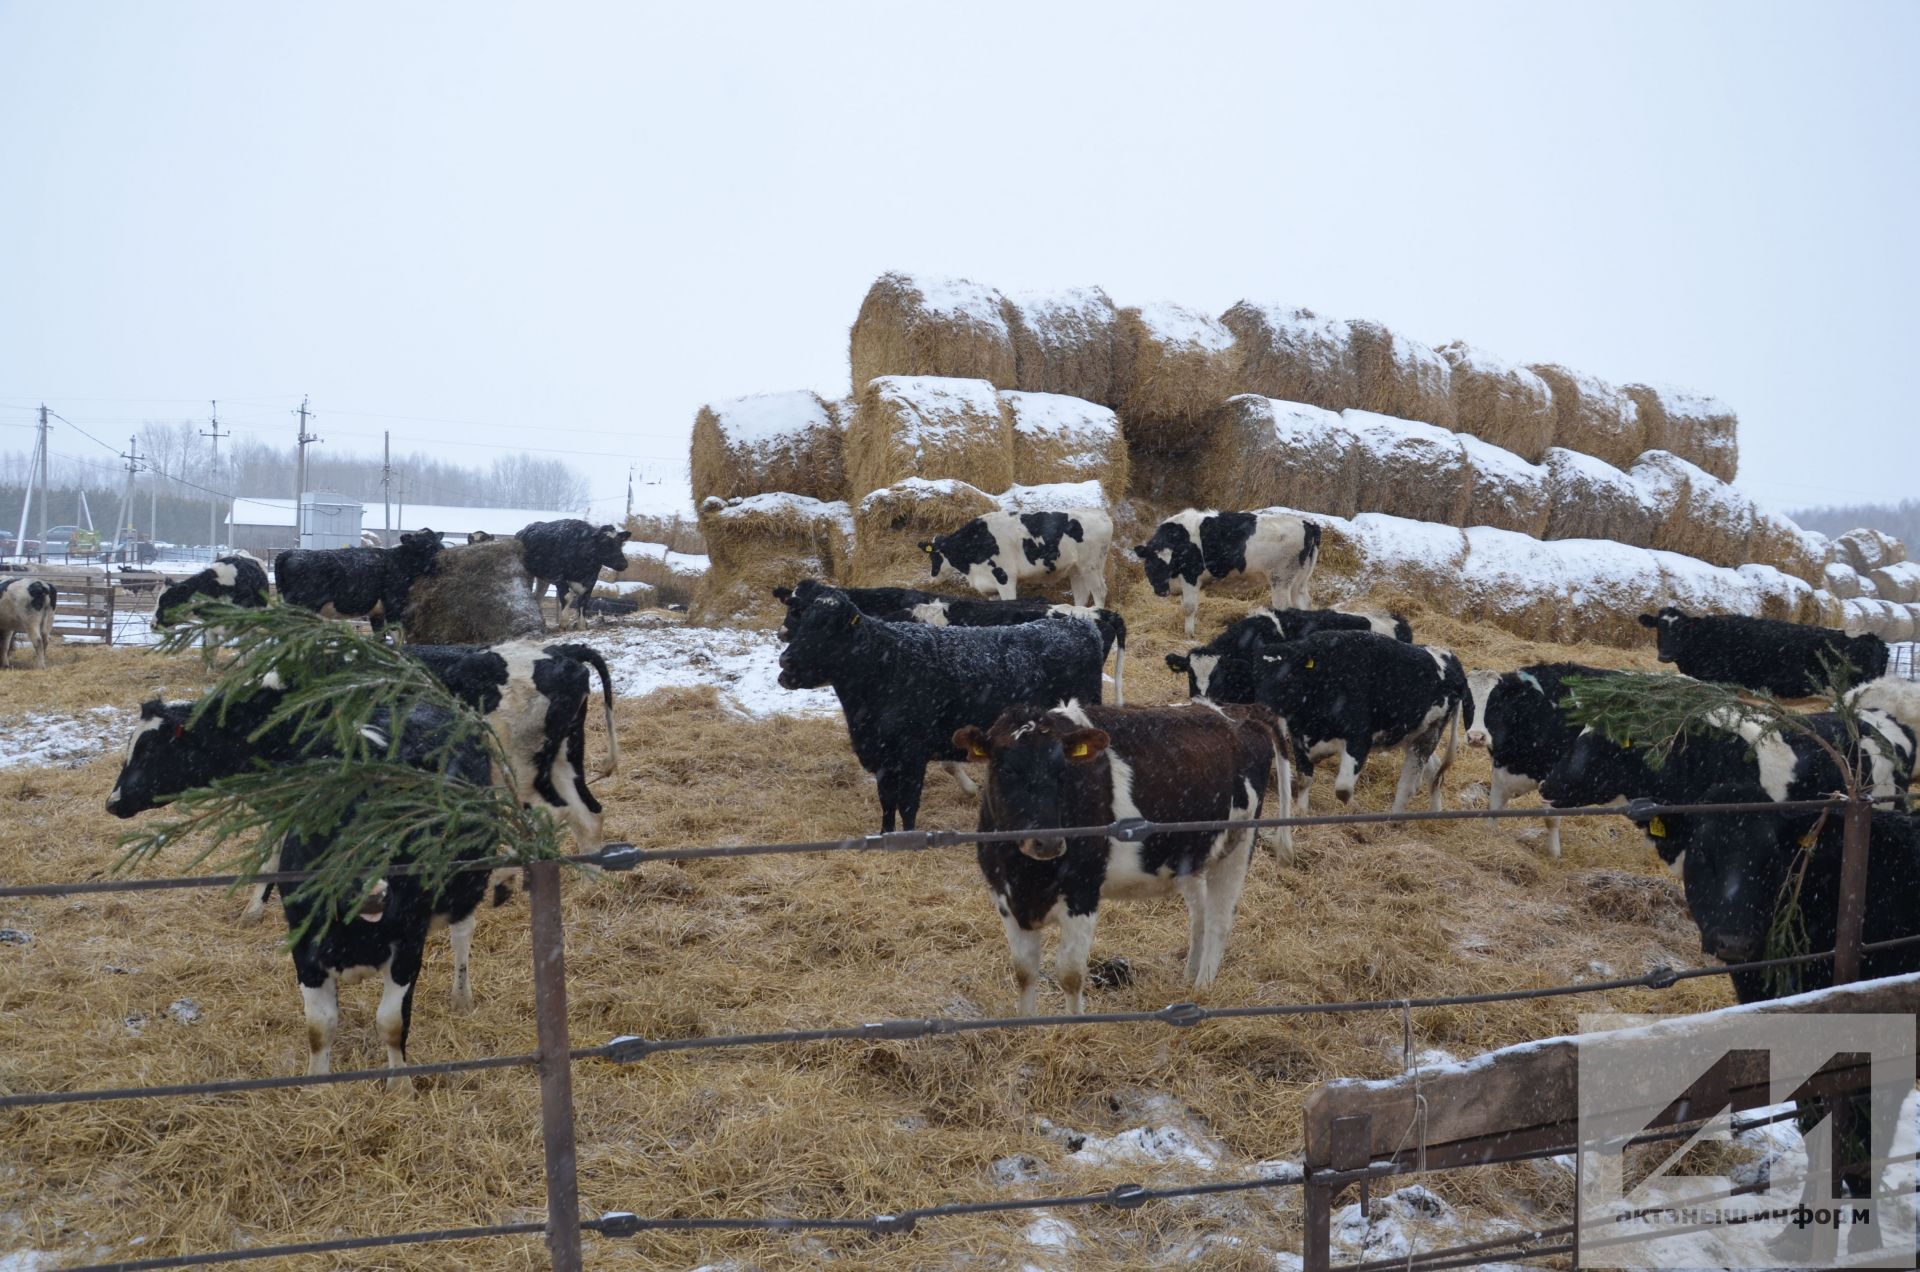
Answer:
693, 493, 854, 627
1188, 396, 1361, 518
848, 478, 998, 590
1622, 383, 1739, 482
1002, 390, 1130, 496
1539, 448, 1657, 546
1629, 450, 1757, 569
1347, 321, 1456, 430
849, 272, 1016, 393
845, 375, 1013, 500
1528, 364, 1645, 470
1004, 287, 1120, 405
1436, 342, 1555, 463
1218, 302, 1358, 412
1343, 410, 1471, 528
690, 390, 846, 504
1112, 303, 1241, 455
1458, 434, 1549, 537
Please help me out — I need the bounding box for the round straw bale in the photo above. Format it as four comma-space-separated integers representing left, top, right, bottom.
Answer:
1345, 512, 1469, 598
846, 375, 1013, 499
691, 554, 837, 629
849, 477, 998, 590
849, 272, 1016, 392
1622, 383, 1739, 481
1858, 573, 1883, 600
1004, 287, 1119, 405
1342, 409, 1472, 527
1822, 560, 1865, 601
1528, 364, 1646, 470
1875, 602, 1916, 644
1560, 542, 1670, 646
1001, 390, 1130, 496
1745, 511, 1824, 586
1456, 526, 1578, 641
1219, 302, 1359, 412
1835, 526, 1905, 573
1840, 597, 1880, 637
1869, 560, 1920, 604
1458, 433, 1550, 537
1651, 549, 1763, 618
1347, 321, 1456, 429
1630, 451, 1757, 568
1436, 342, 1555, 463
1735, 563, 1816, 624
1112, 303, 1241, 454
697, 492, 854, 577
1539, 447, 1658, 546
690, 390, 845, 505
404, 540, 545, 645
1188, 395, 1361, 518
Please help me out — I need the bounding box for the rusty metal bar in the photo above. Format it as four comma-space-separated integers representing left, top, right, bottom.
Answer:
526, 858, 583, 1272
1833, 788, 1873, 986
1303, 1175, 1333, 1272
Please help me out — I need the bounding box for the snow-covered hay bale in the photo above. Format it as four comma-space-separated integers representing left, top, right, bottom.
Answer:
1347, 321, 1456, 429
1823, 560, 1866, 600
1191, 396, 1361, 518
1005, 287, 1119, 405
849, 272, 1016, 393
1112, 303, 1240, 454
1342, 410, 1472, 527
404, 540, 545, 645
1459, 433, 1550, 537
1002, 390, 1129, 496
1622, 383, 1739, 481
849, 477, 998, 590
692, 493, 855, 628
1746, 511, 1824, 586
1540, 448, 1657, 546
690, 390, 845, 505
1736, 563, 1818, 624
1869, 560, 1920, 604
1529, 364, 1646, 470
1344, 512, 1470, 598
997, 479, 1110, 514
1630, 450, 1756, 568
846, 375, 1012, 499
1842, 598, 1913, 643
1218, 302, 1358, 413
1457, 526, 1579, 640
1436, 342, 1555, 463
1836, 526, 1905, 574
1652, 550, 1761, 619
1808, 589, 1848, 628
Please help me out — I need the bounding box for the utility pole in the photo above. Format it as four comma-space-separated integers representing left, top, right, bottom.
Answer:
382, 431, 393, 545
112, 436, 144, 567
201, 400, 227, 557
293, 395, 319, 547
396, 471, 406, 534
12, 411, 45, 559
34, 404, 50, 552
625, 464, 634, 522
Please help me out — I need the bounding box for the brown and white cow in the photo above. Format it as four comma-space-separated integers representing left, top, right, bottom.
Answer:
956, 700, 1290, 1015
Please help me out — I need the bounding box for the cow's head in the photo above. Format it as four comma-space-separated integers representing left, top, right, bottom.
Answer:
105, 700, 207, 817
1168, 647, 1260, 703
1462, 669, 1505, 748
918, 537, 948, 579
152, 579, 199, 630
771, 579, 828, 642
776, 585, 867, 689
468, 530, 495, 544
1538, 726, 1657, 811
1132, 521, 1198, 598
1637, 606, 1688, 663
1679, 784, 1798, 963
1131, 542, 1173, 597
396, 528, 446, 570
594, 524, 632, 573
954, 708, 1110, 861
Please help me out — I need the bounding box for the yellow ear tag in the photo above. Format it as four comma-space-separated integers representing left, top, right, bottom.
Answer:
1621, 737, 1633, 749
849, 612, 860, 626
970, 743, 989, 760
922, 544, 933, 553
1067, 741, 1091, 759
1648, 816, 1667, 838
1305, 657, 1316, 669
1799, 829, 1818, 849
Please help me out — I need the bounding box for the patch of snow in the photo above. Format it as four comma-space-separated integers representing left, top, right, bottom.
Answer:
590, 621, 837, 718
1024, 1213, 1077, 1250
1007, 287, 1115, 345
1131, 301, 1234, 353
1457, 431, 1547, 486
1631, 381, 1732, 421
167, 999, 202, 1025
865, 377, 1003, 465
857, 476, 990, 514
0, 929, 29, 946
1333, 1185, 1459, 1263
0, 1252, 59, 1271
0, 705, 136, 771
621, 541, 710, 574
703, 390, 834, 448
998, 481, 1109, 513
1066, 1125, 1219, 1172
896, 273, 1010, 332
991, 1155, 1052, 1188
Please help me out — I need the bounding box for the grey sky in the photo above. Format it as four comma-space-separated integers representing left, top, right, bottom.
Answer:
1, 1, 1913, 515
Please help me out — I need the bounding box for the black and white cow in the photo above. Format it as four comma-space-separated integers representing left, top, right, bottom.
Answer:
776, 584, 1105, 832
1133, 510, 1321, 637
1166, 606, 1412, 700
154, 553, 270, 627
771, 582, 943, 637
105, 697, 498, 1082
1460, 663, 1617, 859
956, 701, 1287, 1014
0, 575, 56, 670
1640, 606, 1890, 698
1539, 707, 1915, 865
275, 529, 444, 633
920, 509, 1113, 608
880, 596, 1129, 706
516, 519, 632, 629
1236, 631, 1465, 814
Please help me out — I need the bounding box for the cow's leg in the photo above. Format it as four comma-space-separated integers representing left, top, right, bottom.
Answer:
448, 913, 477, 1012
874, 766, 900, 833
299, 973, 340, 1077
1333, 741, 1366, 805
1423, 711, 1459, 810
30, 622, 47, 670
1180, 580, 1200, 638
1195, 833, 1255, 987
894, 762, 928, 832
941, 760, 978, 796
241, 847, 281, 924
996, 576, 1018, 601
997, 908, 1044, 1016
1390, 739, 1429, 814
1176, 872, 1209, 985
1293, 752, 1314, 815
1087, 567, 1107, 610
554, 720, 604, 852
1268, 570, 1290, 611
378, 935, 426, 1089
1544, 815, 1563, 860
1054, 907, 1097, 1015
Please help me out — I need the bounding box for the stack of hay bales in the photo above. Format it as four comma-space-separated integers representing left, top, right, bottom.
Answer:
849, 478, 998, 589
1348, 321, 1457, 430
1745, 510, 1825, 586
1002, 390, 1129, 495
846, 375, 1012, 498
1623, 384, 1739, 481
1538, 447, 1658, 546
1436, 342, 1555, 463
690, 390, 846, 504
1529, 365, 1645, 470
1458, 433, 1550, 538
1343, 410, 1472, 527
1343, 512, 1471, 597
692, 493, 854, 625
1822, 559, 1866, 600
850, 273, 1017, 392
1187, 396, 1362, 517
1735, 563, 1819, 625
1456, 526, 1583, 640
1834, 527, 1906, 577
1111, 302, 1240, 454
1004, 287, 1119, 404
1868, 559, 1920, 604
1218, 303, 1358, 412
1630, 450, 1758, 569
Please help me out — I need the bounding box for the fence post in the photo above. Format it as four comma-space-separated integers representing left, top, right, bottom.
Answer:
1832, 788, 1872, 986
1303, 1175, 1332, 1272
526, 858, 583, 1272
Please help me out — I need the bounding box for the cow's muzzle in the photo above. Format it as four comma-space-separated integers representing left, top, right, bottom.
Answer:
1018, 837, 1067, 861
1465, 731, 1489, 749
1149, 580, 1170, 598
1704, 931, 1758, 963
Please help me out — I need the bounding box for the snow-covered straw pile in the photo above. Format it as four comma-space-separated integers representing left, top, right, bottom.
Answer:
690, 389, 848, 504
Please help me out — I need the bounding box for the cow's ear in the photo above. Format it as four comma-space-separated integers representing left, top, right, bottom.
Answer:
1061, 728, 1109, 762
1638, 614, 1658, 628
772, 586, 792, 603
139, 699, 165, 719
917, 540, 934, 554
617, 530, 631, 542
1165, 653, 1190, 673
953, 726, 991, 761
1131, 544, 1150, 560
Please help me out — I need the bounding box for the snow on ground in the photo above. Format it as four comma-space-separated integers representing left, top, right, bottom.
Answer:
0, 706, 135, 772
621, 540, 711, 573
590, 617, 836, 718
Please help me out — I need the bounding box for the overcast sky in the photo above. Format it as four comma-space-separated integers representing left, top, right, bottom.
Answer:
1, 1, 1914, 515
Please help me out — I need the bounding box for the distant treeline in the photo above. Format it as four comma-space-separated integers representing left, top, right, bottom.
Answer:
1791, 499, 1920, 548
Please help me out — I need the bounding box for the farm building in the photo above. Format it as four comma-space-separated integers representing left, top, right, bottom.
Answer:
226, 497, 588, 553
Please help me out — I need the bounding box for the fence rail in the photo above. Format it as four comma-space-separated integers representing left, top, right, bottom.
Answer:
3, 791, 1904, 1269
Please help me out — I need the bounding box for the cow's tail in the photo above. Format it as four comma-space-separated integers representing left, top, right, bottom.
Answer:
1295, 520, 1321, 607
548, 642, 619, 779
1108, 611, 1127, 706
1246, 706, 1296, 863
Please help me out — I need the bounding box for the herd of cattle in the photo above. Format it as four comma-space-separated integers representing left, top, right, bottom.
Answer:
16, 502, 1920, 1087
